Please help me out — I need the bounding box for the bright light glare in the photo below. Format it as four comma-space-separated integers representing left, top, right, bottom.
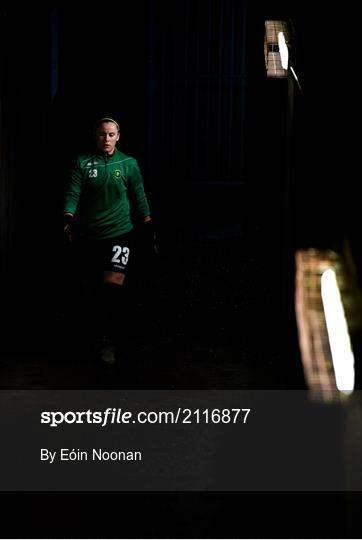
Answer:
321, 269, 355, 394
278, 31, 289, 69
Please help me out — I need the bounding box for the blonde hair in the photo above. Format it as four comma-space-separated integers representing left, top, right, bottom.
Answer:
94, 117, 120, 132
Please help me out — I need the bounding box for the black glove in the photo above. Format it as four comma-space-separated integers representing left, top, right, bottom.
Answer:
140, 220, 159, 258
63, 213, 74, 242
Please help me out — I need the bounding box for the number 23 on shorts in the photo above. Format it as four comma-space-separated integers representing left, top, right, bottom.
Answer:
111, 245, 130, 265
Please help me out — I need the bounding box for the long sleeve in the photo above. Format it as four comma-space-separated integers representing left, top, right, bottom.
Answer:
64, 158, 83, 215
127, 160, 150, 218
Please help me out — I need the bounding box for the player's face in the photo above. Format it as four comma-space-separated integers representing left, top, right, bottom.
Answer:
95, 122, 120, 154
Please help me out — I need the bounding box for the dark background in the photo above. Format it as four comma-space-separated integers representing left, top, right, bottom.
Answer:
0, 1, 360, 537
0, 1, 357, 331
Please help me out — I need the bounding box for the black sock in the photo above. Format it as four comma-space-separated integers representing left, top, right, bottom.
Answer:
96, 282, 124, 345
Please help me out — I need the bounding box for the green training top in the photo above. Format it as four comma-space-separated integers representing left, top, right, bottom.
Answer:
64, 149, 150, 239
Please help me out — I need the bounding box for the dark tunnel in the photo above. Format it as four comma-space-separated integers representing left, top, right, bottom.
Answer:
0, 2, 361, 538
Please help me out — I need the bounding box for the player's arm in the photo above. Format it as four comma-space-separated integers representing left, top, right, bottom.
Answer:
63, 158, 83, 240
128, 161, 158, 255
